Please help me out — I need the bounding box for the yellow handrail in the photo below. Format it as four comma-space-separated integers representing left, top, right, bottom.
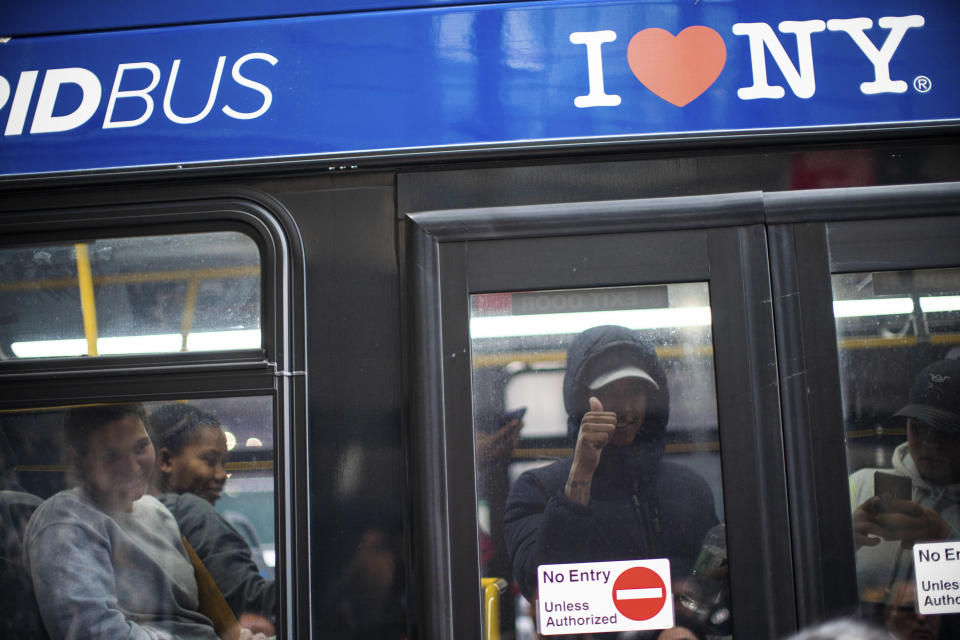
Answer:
481, 577, 508, 640
74, 243, 99, 356
180, 278, 201, 351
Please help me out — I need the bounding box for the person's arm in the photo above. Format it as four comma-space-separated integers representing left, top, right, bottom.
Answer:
504, 466, 614, 598
175, 495, 275, 621
504, 471, 588, 598
504, 398, 621, 597
26, 520, 166, 640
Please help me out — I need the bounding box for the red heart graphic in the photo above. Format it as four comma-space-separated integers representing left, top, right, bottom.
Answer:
627, 26, 726, 107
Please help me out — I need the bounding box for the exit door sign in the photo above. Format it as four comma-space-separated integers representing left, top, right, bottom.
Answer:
537, 559, 674, 635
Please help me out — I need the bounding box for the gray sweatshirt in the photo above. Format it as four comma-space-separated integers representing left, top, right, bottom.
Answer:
23, 488, 219, 640
850, 442, 960, 602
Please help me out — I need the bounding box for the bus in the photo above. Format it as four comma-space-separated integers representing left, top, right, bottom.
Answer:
1, 1, 959, 638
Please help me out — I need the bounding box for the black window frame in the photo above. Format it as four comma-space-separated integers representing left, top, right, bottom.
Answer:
0, 187, 309, 640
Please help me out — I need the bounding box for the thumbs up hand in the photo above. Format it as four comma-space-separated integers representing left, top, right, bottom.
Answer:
566, 397, 617, 506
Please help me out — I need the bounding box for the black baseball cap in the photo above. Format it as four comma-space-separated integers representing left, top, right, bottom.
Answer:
895, 358, 960, 433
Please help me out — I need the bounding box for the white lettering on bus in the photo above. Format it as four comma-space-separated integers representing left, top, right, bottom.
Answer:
222, 53, 278, 120
826, 16, 925, 95
163, 56, 227, 124
570, 14, 927, 106
0, 52, 277, 135
732, 20, 826, 100
569, 30, 621, 108
4, 70, 38, 135
104, 62, 162, 129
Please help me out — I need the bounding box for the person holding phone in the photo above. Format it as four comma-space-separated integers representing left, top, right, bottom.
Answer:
849, 358, 960, 606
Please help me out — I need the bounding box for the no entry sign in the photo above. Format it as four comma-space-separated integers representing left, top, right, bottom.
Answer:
913, 541, 960, 615
612, 566, 668, 620
537, 559, 674, 635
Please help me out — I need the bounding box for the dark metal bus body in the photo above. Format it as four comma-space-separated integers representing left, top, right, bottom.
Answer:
2, 2, 960, 638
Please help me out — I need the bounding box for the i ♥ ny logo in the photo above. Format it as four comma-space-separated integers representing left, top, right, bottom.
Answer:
571, 15, 926, 108
627, 26, 726, 107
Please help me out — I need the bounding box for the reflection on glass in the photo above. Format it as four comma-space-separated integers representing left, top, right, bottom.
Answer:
470, 283, 733, 639
0, 231, 261, 359
834, 267, 960, 637
0, 397, 275, 637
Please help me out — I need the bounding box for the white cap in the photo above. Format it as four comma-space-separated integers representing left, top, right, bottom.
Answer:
587, 366, 659, 391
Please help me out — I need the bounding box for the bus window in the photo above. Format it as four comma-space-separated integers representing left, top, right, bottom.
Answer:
833, 267, 960, 638
0, 397, 276, 637
470, 282, 732, 638
0, 231, 261, 360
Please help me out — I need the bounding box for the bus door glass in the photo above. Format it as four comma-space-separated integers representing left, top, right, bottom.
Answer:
827, 211, 960, 638
470, 282, 729, 638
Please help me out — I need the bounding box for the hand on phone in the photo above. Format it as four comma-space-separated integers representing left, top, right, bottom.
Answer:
874, 471, 911, 512
874, 499, 952, 548
476, 408, 525, 463
854, 471, 950, 548
500, 407, 527, 427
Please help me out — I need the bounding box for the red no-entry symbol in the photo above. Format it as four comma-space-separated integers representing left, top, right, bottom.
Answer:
611, 566, 667, 621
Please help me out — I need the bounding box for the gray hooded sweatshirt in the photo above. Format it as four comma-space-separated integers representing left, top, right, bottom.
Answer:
850, 441, 960, 602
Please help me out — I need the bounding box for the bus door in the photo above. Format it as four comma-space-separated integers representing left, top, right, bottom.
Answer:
405, 191, 794, 639
768, 182, 960, 636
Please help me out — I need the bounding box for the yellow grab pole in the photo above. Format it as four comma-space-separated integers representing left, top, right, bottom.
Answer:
180, 278, 201, 351
74, 243, 99, 356
481, 578, 508, 640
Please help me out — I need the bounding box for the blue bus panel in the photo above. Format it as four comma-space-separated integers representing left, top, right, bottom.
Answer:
0, 0, 957, 176
0, 1, 519, 37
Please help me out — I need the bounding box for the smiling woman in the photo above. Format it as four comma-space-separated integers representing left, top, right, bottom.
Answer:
150, 403, 229, 503
148, 402, 277, 631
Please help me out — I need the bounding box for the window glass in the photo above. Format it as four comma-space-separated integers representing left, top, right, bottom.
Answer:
0, 397, 276, 637
470, 283, 732, 638
0, 231, 261, 360
833, 267, 960, 638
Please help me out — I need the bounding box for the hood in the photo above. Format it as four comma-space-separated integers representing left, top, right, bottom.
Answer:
562, 325, 670, 443
892, 441, 960, 505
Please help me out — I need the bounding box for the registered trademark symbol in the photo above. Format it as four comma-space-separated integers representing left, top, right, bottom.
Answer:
914, 75, 932, 93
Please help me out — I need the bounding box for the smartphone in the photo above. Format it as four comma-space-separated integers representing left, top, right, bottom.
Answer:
499, 407, 527, 427
874, 471, 912, 511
